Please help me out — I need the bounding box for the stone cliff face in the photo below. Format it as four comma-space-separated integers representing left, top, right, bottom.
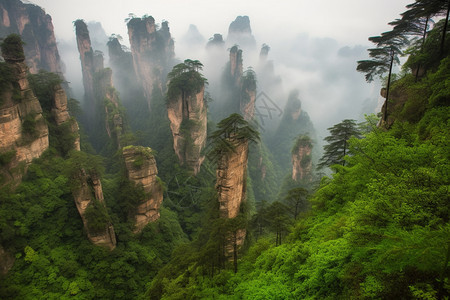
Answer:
227, 16, 256, 51
75, 20, 97, 113
0, 49, 49, 186
292, 136, 313, 182
94, 68, 124, 148
72, 171, 116, 250
223, 46, 256, 120
51, 84, 80, 151
0, 0, 63, 75
167, 86, 207, 174
216, 139, 249, 254
216, 140, 248, 219
123, 146, 163, 233
271, 90, 316, 174
127, 17, 175, 110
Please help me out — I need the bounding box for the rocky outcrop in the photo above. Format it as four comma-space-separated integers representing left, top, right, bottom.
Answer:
167, 85, 207, 174
94, 68, 124, 148
270, 90, 316, 174
227, 16, 256, 51
0, 40, 49, 186
72, 171, 116, 250
216, 140, 249, 219
122, 146, 163, 233
51, 84, 80, 151
216, 139, 249, 255
292, 136, 313, 182
75, 19, 98, 114
222, 46, 256, 120
127, 16, 174, 110
0, 0, 63, 75
107, 37, 138, 96
206, 33, 225, 49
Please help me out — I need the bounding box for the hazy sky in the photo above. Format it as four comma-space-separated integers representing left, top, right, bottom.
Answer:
32, 0, 411, 47
29, 0, 412, 137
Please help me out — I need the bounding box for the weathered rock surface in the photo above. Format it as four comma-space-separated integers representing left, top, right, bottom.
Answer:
51, 84, 80, 151
127, 16, 174, 110
216, 140, 249, 219
292, 136, 313, 182
0, 53, 49, 185
167, 86, 207, 174
72, 172, 116, 250
216, 139, 249, 255
0, 0, 63, 75
123, 146, 163, 233
75, 19, 97, 113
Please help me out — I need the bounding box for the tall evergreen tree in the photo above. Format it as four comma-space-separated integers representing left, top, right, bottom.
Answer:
318, 119, 361, 169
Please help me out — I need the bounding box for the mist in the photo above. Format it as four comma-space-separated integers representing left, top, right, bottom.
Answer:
31, 0, 410, 139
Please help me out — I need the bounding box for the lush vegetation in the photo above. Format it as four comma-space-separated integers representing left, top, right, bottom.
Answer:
0, 1, 448, 299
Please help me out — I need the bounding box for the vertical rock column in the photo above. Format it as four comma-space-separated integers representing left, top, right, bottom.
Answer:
215, 139, 249, 254
0, 36, 49, 185
167, 85, 207, 175
122, 146, 163, 233
127, 17, 175, 110
72, 171, 116, 250
292, 136, 313, 182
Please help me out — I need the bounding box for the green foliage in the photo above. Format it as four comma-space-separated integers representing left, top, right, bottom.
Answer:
0, 62, 14, 100
167, 59, 207, 100
21, 113, 38, 137
208, 113, 260, 163
0, 34, 25, 61
0, 150, 16, 166
318, 119, 361, 169
28, 70, 63, 113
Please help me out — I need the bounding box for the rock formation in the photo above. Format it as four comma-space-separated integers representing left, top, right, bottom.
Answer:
226, 16, 256, 51
0, 35, 49, 186
0, 0, 63, 75
72, 170, 116, 250
51, 83, 81, 151
167, 61, 208, 174
127, 16, 175, 110
122, 146, 163, 233
220, 46, 256, 121
206, 34, 225, 49
75, 19, 100, 115
94, 68, 124, 148
270, 90, 316, 174
292, 135, 313, 182
216, 139, 249, 254
167, 84, 207, 175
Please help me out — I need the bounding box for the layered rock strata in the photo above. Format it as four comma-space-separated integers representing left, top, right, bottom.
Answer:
122, 146, 163, 233
127, 16, 174, 110
72, 171, 116, 250
167, 86, 207, 174
0, 0, 63, 75
0, 46, 49, 185
292, 136, 313, 182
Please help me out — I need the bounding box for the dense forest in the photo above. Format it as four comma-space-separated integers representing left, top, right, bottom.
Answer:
0, 0, 449, 299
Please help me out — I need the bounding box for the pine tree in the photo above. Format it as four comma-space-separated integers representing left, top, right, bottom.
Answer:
318, 119, 361, 169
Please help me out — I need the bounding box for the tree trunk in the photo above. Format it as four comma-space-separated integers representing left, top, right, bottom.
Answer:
233, 231, 238, 273
440, 0, 450, 57
415, 16, 429, 81
383, 50, 394, 123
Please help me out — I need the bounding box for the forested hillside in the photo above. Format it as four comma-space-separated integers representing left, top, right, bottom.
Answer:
0, 0, 448, 299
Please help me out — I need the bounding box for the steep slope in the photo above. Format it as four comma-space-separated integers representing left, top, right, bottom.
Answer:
0, 0, 63, 75
127, 16, 175, 110
0, 35, 49, 186
123, 146, 163, 233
